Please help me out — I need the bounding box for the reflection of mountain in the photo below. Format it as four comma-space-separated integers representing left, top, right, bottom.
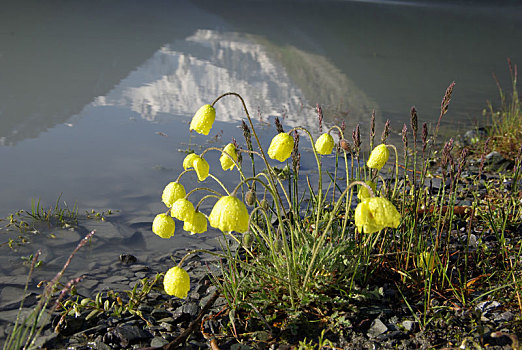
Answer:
0, 0, 214, 146
93, 30, 377, 130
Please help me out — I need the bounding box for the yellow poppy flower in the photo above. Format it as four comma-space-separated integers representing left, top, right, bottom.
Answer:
190, 104, 216, 135
170, 198, 195, 222
183, 211, 208, 235
354, 197, 401, 234
367, 144, 389, 170
193, 157, 209, 181
315, 133, 334, 155
183, 153, 200, 170
268, 132, 294, 162
220, 143, 238, 171
163, 266, 190, 298
152, 213, 175, 239
162, 182, 186, 208
209, 196, 249, 233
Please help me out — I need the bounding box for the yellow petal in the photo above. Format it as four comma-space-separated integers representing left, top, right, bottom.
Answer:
220, 143, 238, 171
315, 133, 334, 155
162, 182, 186, 208
183, 153, 200, 170
209, 196, 249, 233
163, 266, 190, 298
193, 157, 210, 181
367, 144, 389, 170
190, 104, 216, 135
357, 181, 376, 201
152, 213, 175, 239
170, 198, 195, 222
268, 133, 294, 162
183, 211, 208, 234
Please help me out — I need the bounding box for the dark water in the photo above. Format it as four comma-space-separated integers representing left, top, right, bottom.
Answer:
0, 0, 521, 276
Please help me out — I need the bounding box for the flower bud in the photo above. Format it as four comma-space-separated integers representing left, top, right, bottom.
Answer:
315, 133, 334, 155
193, 157, 210, 181
163, 266, 190, 298
183, 211, 207, 235
209, 196, 249, 233
245, 189, 256, 206
190, 104, 215, 135
171, 198, 195, 222
220, 143, 238, 171
183, 153, 200, 170
273, 239, 283, 253
367, 144, 389, 170
162, 182, 186, 208
242, 232, 254, 248
152, 213, 175, 239
339, 139, 351, 153
260, 199, 269, 210
268, 132, 294, 162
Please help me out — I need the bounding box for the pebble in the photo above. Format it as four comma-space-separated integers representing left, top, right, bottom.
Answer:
367, 318, 388, 338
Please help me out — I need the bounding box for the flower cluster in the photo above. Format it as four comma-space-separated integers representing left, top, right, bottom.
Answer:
152, 98, 403, 300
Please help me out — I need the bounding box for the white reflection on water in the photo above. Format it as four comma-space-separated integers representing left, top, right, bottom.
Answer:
92, 29, 375, 129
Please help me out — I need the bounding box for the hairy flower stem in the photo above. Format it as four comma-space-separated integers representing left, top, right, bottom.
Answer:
302, 181, 374, 289
329, 125, 353, 237
194, 194, 222, 212
211, 93, 286, 214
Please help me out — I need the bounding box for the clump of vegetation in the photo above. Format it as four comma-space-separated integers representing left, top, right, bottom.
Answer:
3, 231, 95, 350
150, 75, 522, 346
483, 58, 521, 158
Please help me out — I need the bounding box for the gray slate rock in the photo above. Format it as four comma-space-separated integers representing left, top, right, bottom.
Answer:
367, 318, 388, 338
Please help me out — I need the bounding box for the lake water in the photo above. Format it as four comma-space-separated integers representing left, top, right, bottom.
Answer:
0, 0, 521, 280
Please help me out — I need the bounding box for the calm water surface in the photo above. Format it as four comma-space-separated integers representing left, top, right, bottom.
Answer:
0, 0, 521, 276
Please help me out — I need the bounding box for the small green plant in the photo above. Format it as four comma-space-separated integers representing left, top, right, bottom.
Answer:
3, 231, 95, 350
55, 273, 162, 330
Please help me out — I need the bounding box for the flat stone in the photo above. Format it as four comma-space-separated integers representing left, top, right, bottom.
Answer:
150, 337, 169, 347
113, 324, 152, 347
103, 275, 129, 284
401, 320, 416, 332
367, 318, 388, 338
0, 291, 37, 311
0, 275, 30, 287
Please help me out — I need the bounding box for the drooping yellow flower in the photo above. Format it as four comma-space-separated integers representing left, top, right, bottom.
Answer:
152, 213, 175, 239
268, 132, 294, 162
220, 143, 238, 171
182, 153, 210, 181
357, 181, 377, 201
354, 197, 401, 234
162, 182, 186, 208
367, 144, 390, 170
170, 198, 195, 222
163, 266, 190, 298
315, 133, 334, 155
183, 153, 200, 170
190, 104, 216, 135
183, 211, 208, 235
193, 157, 209, 181
209, 196, 249, 233
418, 251, 438, 272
